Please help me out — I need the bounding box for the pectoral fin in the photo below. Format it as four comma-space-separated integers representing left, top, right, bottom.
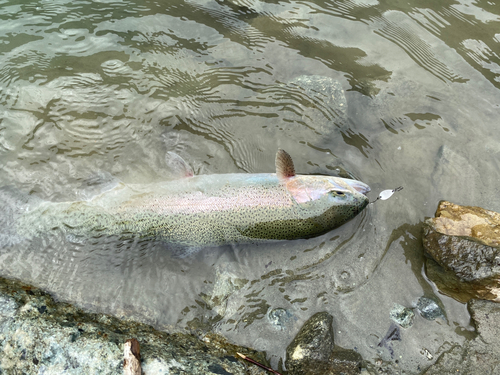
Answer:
78, 171, 120, 200
275, 149, 295, 181
166, 151, 194, 178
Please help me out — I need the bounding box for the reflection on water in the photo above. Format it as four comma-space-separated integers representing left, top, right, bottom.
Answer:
1, 0, 500, 372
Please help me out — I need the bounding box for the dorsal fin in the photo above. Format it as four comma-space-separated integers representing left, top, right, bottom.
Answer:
275, 149, 295, 181
166, 151, 194, 178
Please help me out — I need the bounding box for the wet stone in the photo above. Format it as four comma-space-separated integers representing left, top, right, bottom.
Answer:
431, 146, 483, 205
328, 348, 363, 375
423, 299, 500, 375
280, 76, 348, 134
204, 269, 247, 311
468, 299, 500, 346
389, 303, 415, 329
423, 200, 500, 302
267, 308, 294, 330
285, 312, 362, 375
0, 295, 18, 320
416, 297, 445, 321
0, 276, 267, 375
286, 312, 334, 367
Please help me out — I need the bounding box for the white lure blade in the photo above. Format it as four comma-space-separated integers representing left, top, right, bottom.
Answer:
371, 186, 403, 203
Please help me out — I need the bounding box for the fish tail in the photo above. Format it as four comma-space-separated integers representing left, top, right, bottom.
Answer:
0, 186, 43, 247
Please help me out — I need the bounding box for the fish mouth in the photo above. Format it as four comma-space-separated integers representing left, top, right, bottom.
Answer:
344, 179, 371, 196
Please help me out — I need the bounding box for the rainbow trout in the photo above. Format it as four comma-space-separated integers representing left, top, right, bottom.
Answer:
9, 150, 370, 248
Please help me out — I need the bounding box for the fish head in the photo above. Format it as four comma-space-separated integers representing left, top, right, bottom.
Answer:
286, 175, 370, 229
322, 177, 370, 221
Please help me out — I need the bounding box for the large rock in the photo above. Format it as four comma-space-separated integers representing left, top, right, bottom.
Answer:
422, 201, 500, 302
0, 276, 267, 375
285, 312, 362, 375
423, 299, 500, 375
283, 76, 348, 133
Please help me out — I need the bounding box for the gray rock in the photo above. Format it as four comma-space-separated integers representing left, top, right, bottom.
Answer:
0, 276, 267, 375
286, 312, 335, 367
285, 312, 361, 375
416, 297, 445, 321
328, 347, 363, 375
389, 303, 415, 329
416, 298, 443, 321
267, 308, 294, 330
0, 295, 18, 319
469, 299, 500, 347
423, 299, 500, 375
289, 352, 362, 375
432, 146, 483, 205
423, 200, 500, 302
284, 76, 348, 133
202, 268, 248, 317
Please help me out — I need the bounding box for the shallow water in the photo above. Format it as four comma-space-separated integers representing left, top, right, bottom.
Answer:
1, 0, 500, 372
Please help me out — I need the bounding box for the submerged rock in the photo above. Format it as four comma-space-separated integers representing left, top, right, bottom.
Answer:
416, 297, 445, 321
286, 312, 334, 367
202, 268, 248, 316
423, 200, 500, 303
285, 76, 348, 132
267, 308, 294, 330
0, 277, 267, 375
285, 312, 362, 375
431, 146, 483, 205
423, 299, 500, 375
389, 303, 415, 329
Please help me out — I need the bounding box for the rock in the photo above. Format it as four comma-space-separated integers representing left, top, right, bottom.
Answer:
431, 146, 483, 204
285, 312, 362, 375
416, 297, 445, 321
0, 276, 267, 375
328, 347, 363, 375
423, 200, 500, 302
422, 299, 500, 375
286, 312, 335, 369
202, 268, 247, 317
284, 76, 348, 133
469, 299, 500, 347
389, 303, 415, 329
267, 308, 294, 330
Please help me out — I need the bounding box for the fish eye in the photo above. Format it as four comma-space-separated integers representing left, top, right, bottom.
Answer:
331, 190, 345, 196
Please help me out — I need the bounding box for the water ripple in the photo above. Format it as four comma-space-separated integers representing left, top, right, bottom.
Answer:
162, 74, 348, 173
188, 0, 273, 51
0, 49, 50, 91
374, 12, 466, 83
461, 38, 500, 84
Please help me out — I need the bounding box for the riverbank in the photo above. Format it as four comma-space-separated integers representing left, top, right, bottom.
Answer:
0, 276, 268, 374
1, 274, 499, 374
